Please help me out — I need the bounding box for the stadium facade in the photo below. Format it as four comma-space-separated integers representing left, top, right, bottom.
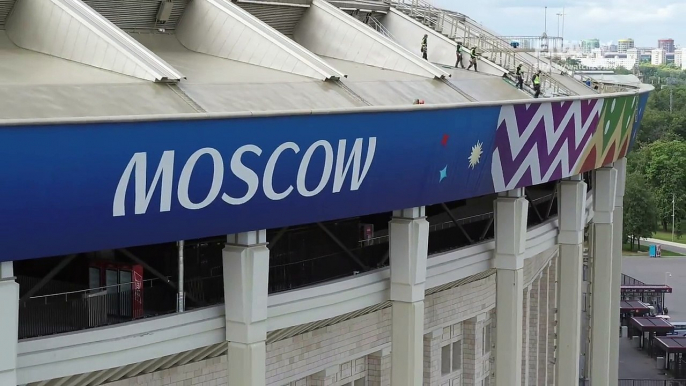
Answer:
0, 0, 651, 386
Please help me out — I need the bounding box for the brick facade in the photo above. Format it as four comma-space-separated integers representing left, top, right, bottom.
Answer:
101, 249, 558, 386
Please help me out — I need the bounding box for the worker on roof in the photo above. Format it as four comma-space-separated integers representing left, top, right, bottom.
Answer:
455, 42, 465, 68
467, 47, 478, 72
516, 64, 524, 89
421, 34, 428, 60
532, 70, 542, 98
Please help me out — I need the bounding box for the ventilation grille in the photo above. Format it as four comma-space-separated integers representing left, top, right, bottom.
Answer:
0, 0, 17, 29
81, 0, 189, 30
236, 2, 306, 37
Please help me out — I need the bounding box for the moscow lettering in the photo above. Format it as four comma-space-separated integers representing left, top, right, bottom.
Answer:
112, 138, 377, 216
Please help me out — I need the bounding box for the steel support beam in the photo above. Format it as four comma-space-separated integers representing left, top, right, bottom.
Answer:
546, 187, 557, 218
526, 193, 544, 222
379, 250, 390, 267
316, 222, 368, 270
479, 217, 494, 241
119, 248, 199, 304
440, 203, 474, 244
267, 227, 290, 250
20, 254, 77, 301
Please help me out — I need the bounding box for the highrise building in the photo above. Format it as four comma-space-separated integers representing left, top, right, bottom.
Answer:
676, 48, 686, 69
618, 38, 635, 53
581, 38, 600, 54
651, 48, 666, 65
658, 38, 675, 53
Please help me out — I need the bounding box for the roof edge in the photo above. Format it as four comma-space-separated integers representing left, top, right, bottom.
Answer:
5, 0, 184, 82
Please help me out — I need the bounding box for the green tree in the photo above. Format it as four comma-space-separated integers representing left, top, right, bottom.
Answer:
630, 140, 686, 230
623, 172, 658, 250
615, 66, 632, 75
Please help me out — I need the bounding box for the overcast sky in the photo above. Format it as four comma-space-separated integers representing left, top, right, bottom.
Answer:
432, 0, 681, 47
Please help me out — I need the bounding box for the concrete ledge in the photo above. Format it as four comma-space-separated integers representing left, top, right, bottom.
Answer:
176, 0, 344, 81
6, 0, 183, 82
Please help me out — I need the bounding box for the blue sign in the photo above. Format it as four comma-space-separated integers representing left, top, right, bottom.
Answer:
0, 107, 500, 261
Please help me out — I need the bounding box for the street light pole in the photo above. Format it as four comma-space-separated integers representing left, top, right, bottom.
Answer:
561, 7, 565, 50
672, 193, 676, 242
664, 272, 672, 313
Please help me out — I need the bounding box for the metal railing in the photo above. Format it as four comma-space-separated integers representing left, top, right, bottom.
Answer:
580, 380, 686, 385
622, 273, 647, 286
367, 16, 395, 40
387, 0, 576, 97
18, 275, 224, 339
18, 192, 558, 339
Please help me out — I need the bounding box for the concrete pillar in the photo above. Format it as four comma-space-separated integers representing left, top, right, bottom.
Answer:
522, 286, 531, 386
494, 188, 528, 386
223, 231, 269, 386
0, 261, 18, 386
308, 365, 339, 386
368, 348, 391, 386
609, 159, 626, 386
556, 176, 587, 386
389, 207, 429, 386
547, 256, 558, 386
589, 166, 618, 386
538, 265, 550, 384
464, 317, 478, 385
528, 277, 540, 386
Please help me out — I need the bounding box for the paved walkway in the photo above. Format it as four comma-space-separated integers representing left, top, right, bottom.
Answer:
619, 333, 670, 379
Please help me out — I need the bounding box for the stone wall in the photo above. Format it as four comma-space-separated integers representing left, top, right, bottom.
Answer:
100, 249, 558, 386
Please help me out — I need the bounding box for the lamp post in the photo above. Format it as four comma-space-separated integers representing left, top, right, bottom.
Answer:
672, 193, 676, 242
556, 8, 566, 52
664, 272, 672, 314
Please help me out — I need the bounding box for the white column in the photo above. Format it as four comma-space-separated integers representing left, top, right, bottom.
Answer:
0, 262, 18, 386
522, 286, 530, 386
389, 207, 429, 386
609, 159, 626, 386
494, 188, 528, 386
223, 231, 269, 386
556, 176, 587, 386
589, 167, 618, 386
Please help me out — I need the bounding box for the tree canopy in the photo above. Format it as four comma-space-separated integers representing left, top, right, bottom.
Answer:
623, 65, 686, 240
623, 172, 658, 249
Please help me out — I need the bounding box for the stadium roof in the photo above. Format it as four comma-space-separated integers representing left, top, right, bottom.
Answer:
0, 0, 613, 122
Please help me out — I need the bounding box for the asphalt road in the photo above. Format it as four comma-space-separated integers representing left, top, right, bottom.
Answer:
623, 255, 686, 321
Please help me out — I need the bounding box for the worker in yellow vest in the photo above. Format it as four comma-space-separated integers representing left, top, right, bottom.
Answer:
532, 70, 542, 98
421, 34, 428, 60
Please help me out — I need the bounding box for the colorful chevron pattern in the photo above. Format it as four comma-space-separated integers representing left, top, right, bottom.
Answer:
491, 95, 639, 192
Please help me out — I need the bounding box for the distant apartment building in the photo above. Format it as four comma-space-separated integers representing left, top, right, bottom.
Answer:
579, 51, 637, 69
651, 48, 666, 65
658, 38, 675, 53
618, 38, 635, 53
581, 38, 600, 54
676, 48, 686, 69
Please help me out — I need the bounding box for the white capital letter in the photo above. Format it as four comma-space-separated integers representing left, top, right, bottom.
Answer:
264, 142, 300, 201
178, 148, 224, 210
296, 140, 334, 198
222, 145, 262, 205
113, 151, 175, 216
332, 137, 376, 193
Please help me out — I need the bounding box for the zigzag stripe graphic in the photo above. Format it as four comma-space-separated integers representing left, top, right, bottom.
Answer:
491, 99, 603, 192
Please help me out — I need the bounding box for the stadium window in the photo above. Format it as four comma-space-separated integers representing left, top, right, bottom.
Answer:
441, 344, 452, 375
483, 323, 492, 355
452, 340, 462, 371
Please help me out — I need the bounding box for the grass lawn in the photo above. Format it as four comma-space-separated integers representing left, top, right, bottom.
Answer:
652, 229, 686, 244
623, 242, 684, 257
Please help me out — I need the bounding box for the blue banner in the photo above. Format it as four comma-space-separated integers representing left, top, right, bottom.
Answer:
0, 107, 501, 261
